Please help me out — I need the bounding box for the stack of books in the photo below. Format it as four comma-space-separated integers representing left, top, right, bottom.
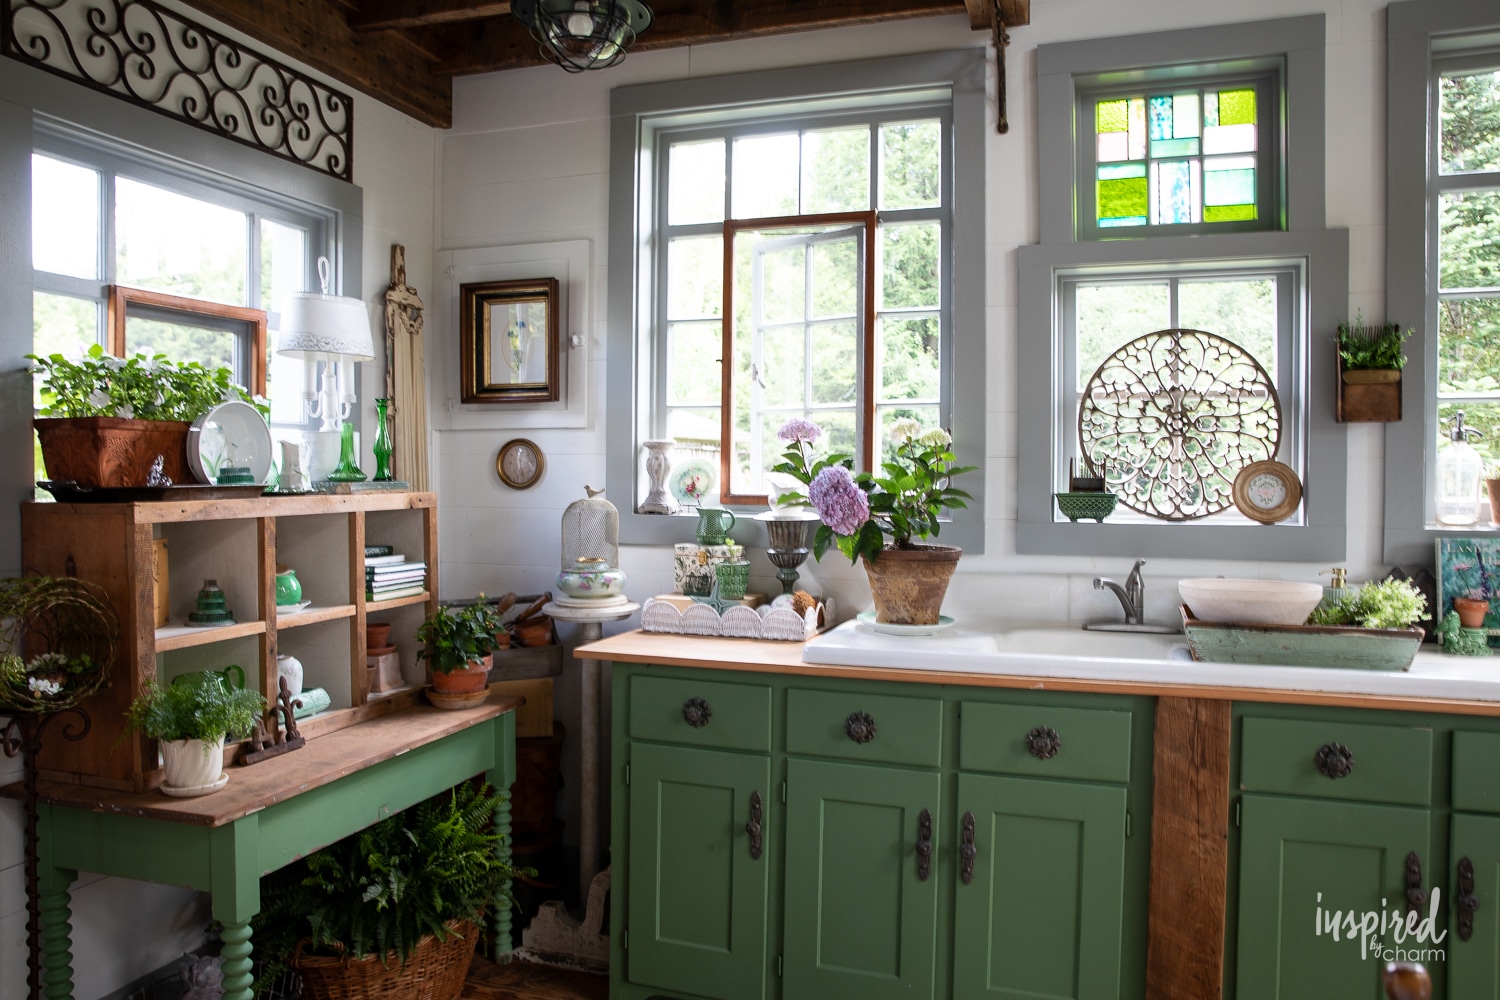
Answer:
366, 545, 427, 602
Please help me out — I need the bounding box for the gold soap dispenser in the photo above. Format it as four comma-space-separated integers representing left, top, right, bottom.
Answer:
1319, 568, 1350, 614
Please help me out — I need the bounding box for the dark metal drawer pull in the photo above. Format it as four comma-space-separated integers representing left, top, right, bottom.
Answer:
959, 810, 977, 885
845, 710, 877, 744
1458, 856, 1480, 942
683, 697, 712, 728
1313, 741, 1355, 779
746, 790, 763, 860
915, 808, 933, 882
1026, 726, 1062, 760
1405, 851, 1426, 913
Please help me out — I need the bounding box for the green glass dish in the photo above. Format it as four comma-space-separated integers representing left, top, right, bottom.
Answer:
1054, 491, 1118, 523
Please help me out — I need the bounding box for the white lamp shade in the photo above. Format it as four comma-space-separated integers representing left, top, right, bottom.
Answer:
277, 292, 375, 361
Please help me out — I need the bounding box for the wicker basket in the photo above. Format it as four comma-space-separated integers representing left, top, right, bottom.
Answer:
290, 919, 480, 1000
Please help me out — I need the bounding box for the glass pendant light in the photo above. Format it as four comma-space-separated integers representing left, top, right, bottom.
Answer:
512, 0, 653, 73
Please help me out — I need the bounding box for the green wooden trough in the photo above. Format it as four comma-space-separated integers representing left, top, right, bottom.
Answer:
1179, 605, 1425, 671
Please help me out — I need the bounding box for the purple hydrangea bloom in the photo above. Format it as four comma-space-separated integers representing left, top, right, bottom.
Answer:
809, 466, 869, 536
777, 417, 823, 444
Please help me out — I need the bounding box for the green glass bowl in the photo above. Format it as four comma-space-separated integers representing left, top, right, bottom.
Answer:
1055, 491, 1118, 523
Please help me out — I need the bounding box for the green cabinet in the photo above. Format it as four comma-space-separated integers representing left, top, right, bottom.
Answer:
1449, 813, 1500, 998
953, 773, 1128, 1000
782, 758, 941, 1000
626, 741, 771, 1000
1236, 794, 1431, 1000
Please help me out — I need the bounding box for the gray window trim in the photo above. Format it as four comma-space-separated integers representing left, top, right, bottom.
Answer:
607, 49, 986, 549
1019, 15, 1344, 561
1017, 229, 1348, 559
1383, 0, 1500, 565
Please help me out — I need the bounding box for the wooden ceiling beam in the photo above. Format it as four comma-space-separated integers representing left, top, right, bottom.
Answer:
177, 0, 454, 128
350, 0, 512, 32
962, 0, 990, 30
434, 0, 972, 77
962, 0, 1030, 29
999, 0, 1029, 28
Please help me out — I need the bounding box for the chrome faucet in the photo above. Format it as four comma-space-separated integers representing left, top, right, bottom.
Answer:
1084, 559, 1180, 633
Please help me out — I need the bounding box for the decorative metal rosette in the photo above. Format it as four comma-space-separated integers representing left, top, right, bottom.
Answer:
1078, 328, 1281, 521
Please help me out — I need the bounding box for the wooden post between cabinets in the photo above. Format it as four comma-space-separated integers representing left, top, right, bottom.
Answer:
1146, 697, 1232, 999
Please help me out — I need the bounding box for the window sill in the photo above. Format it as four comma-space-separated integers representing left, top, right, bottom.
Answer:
1016, 518, 1346, 561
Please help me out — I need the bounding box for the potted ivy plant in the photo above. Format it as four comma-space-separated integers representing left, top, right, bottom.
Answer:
252, 781, 522, 1000
1335, 318, 1412, 423
777, 417, 976, 626
29, 345, 261, 487
415, 596, 506, 695
123, 675, 264, 794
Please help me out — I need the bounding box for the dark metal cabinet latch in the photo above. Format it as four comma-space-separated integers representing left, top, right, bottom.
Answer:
845, 711, 877, 744
746, 791, 763, 860
1458, 856, 1480, 942
959, 811, 977, 885
1026, 726, 1062, 760
915, 808, 933, 882
1314, 741, 1355, 779
1405, 851, 1426, 913
683, 697, 712, 728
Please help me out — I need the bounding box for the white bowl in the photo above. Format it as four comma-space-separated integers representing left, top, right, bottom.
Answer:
1178, 578, 1324, 626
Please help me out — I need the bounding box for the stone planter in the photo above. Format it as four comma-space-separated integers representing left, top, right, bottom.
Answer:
35, 416, 193, 487
861, 544, 962, 625
430, 655, 492, 694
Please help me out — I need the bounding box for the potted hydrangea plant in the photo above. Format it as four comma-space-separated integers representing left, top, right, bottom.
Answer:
776, 417, 976, 625
29, 345, 261, 487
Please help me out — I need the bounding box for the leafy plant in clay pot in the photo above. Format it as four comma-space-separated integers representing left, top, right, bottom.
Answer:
416, 596, 506, 694
776, 417, 976, 626
122, 676, 264, 793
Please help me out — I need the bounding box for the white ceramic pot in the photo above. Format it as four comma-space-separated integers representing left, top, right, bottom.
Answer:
277, 653, 304, 698
1178, 578, 1324, 626
161, 736, 226, 790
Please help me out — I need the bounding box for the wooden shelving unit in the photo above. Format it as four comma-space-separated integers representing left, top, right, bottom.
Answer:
21, 492, 439, 791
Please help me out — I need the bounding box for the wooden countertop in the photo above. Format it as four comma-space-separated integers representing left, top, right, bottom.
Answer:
574, 629, 1500, 716
1, 690, 521, 827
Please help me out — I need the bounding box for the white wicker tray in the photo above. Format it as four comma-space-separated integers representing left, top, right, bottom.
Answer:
640, 597, 833, 642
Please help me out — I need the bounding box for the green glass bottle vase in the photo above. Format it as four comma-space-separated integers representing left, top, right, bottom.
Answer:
326, 421, 367, 482
373, 398, 394, 482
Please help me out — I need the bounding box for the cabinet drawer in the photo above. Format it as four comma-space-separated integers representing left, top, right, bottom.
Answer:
785, 687, 943, 768
1453, 731, 1500, 813
1239, 717, 1432, 806
959, 702, 1132, 783
629, 674, 772, 753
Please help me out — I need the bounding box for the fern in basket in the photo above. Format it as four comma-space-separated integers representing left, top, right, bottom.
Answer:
252, 782, 526, 986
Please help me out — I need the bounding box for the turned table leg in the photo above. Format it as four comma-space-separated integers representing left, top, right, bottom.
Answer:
37, 862, 76, 1000
219, 921, 254, 1000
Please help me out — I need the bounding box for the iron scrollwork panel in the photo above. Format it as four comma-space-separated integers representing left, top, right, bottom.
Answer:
4, 0, 353, 181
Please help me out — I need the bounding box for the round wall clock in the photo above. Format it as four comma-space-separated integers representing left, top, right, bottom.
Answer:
497, 438, 545, 490
1232, 460, 1303, 523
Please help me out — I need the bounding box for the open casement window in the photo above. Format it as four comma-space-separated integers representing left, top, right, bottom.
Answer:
107, 285, 268, 396
1077, 73, 1281, 240
1433, 57, 1500, 474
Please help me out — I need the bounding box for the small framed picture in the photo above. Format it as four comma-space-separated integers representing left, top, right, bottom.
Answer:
459, 277, 561, 404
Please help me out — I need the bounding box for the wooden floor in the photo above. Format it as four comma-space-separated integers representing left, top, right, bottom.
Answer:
463, 956, 608, 1000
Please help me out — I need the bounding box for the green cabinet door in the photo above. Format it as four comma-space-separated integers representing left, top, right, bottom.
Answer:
1450, 813, 1500, 1000
783, 757, 942, 1000
627, 741, 771, 1000
952, 773, 1128, 1000
1236, 795, 1432, 1000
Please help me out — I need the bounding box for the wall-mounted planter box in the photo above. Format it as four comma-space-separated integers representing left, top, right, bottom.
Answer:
1336, 356, 1402, 422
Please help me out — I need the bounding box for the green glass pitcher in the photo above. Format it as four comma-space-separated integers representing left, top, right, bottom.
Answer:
694, 507, 736, 546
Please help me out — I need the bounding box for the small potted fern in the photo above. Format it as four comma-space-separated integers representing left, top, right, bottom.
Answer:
1336, 317, 1412, 422
252, 781, 522, 1000
123, 676, 264, 795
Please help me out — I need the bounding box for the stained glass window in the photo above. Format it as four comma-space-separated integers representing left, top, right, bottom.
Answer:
1093, 85, 1261, 230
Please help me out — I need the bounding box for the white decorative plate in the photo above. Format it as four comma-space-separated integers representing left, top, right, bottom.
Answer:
670, 458, 716, 504
187, 400, 273, 485
856, 610, 956, 636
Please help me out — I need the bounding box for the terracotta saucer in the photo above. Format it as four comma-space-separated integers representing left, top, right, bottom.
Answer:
425, 686, 490, 711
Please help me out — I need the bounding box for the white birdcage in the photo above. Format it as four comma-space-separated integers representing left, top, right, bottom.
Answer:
561, 486, 620, 569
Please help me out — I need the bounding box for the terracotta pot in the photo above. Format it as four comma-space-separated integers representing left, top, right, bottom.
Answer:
492, 629, 512, 650
365, 622, 392, 650
1453, 597, 1490, 630
513, 617, 554, 648
861, 544, 962, 626
35, 417, 192, 487
430, 655, 491, 694
1487, 479, 1500, 525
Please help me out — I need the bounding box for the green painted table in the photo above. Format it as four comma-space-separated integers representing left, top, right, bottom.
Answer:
1, 691, 519, 1000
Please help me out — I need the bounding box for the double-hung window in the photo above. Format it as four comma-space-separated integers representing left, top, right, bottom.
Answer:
656, 112, 950, 505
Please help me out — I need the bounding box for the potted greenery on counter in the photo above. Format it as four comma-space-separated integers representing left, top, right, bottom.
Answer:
253, 782, 522, 1000
29, 345, 261, 487
416, 597, 507, 696
1335, 318, 1412, 423
123, 676, 264, 794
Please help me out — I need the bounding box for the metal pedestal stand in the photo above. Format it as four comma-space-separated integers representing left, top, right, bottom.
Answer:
2, 708, 91, 1000
520, 598, 638, 970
